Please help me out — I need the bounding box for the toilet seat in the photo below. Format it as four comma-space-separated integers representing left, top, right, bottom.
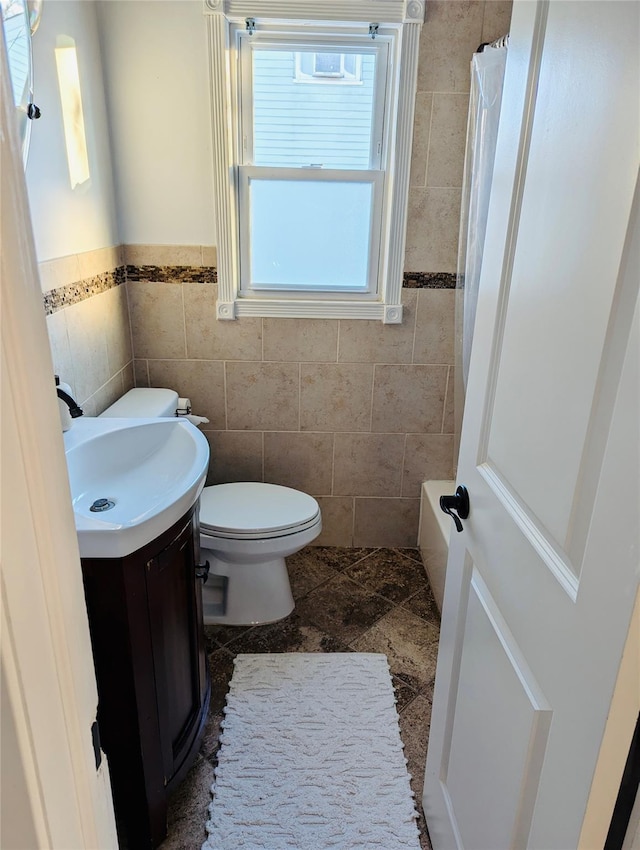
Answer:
199, 483, 321, 540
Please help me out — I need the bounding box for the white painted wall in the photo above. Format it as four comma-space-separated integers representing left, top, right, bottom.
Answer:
25, 0, 119, 262
96, 0, 216, 246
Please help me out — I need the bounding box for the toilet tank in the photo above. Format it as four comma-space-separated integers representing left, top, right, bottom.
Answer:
99, 388, 179, 418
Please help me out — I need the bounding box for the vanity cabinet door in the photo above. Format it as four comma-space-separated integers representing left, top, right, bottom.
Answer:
81, 506, 210, 849
145, 516, 208, 785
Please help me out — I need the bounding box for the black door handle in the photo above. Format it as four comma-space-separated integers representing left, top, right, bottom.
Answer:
195, 560, 210, 583
440, 485, 470, 533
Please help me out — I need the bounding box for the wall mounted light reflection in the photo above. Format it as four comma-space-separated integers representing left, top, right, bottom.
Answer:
55, 42, 89, 188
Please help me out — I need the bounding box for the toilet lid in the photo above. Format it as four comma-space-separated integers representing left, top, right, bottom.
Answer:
199, 483, 320, 536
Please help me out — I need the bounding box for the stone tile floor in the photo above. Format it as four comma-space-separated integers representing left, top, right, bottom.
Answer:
159, 546, 439, 850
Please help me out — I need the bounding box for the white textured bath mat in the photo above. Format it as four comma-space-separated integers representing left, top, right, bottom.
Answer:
204, 653, 420, 850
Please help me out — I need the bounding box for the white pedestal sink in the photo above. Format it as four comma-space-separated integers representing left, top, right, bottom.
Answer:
63, 417, 210, 558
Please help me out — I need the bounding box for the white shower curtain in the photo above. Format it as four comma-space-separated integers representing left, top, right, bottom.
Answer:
457, 44, 508, 389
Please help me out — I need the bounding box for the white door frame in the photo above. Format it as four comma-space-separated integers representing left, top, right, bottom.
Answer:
0, 37, 118, 849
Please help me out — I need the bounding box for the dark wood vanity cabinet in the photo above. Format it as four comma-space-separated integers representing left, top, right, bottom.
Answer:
81, 506, 210, 849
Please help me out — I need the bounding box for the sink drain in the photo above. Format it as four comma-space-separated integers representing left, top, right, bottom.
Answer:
90, 498, 116, 513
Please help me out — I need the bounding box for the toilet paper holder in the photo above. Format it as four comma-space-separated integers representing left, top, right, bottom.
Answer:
175, 397, 209, 428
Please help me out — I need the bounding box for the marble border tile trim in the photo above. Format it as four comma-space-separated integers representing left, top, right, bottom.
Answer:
402, 272, 456, 289
126, 265, 218, 284
43, 263, 451, 317
43, 266, 126, 316
125, 266, 443, 288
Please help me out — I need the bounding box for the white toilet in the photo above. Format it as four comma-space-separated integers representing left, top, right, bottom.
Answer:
198, 482, 321, 625
100, 387, 322, 626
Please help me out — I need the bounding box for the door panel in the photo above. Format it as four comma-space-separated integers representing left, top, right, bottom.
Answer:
424, 1, 640, 847
146, 519, 203, 781
477, 462, 579, 597
443, 568, 551, 850
484, 0, 639, 551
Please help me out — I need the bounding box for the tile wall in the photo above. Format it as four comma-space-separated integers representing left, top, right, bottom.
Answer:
405, 0, 513, 273
40, 244, 455, 547
42, 246, 134, 416
126, 245, 456, 548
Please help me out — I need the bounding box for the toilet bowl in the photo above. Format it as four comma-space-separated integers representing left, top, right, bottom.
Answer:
100, 388, 322, 625
199, 483, 321, 625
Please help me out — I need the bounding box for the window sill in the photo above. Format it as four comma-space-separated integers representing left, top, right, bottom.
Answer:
216, 297, 403, 323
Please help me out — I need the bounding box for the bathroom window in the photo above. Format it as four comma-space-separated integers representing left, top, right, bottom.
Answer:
205, 3, 425, 322
238, 36, 386, 299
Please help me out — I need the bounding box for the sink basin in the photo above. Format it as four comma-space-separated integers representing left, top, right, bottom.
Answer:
64, 417, 210, 558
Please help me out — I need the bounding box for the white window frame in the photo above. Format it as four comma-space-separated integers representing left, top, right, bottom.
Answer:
238, 31, 386, 298
204, 0, 425, 323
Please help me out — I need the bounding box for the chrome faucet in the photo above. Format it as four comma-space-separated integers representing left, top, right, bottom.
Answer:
55, 376, 83, 418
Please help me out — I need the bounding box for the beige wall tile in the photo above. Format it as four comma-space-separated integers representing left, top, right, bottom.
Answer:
101, 286, 133, 374
92, 372, 125, 415
333, 433, 405, 497
442, 366, 455, 433
402, 434, 455, 497
134, 359, 150, 387
46, 310, 75, 388
181, 279, 216, 354
481, 0, 513, 43
124, 245, 149, 265
48, 290, 130, 409
204, 430, 263, 485
263, 318, 338, 362
216, 315, 264, 360
427, 93, 470, 188
410, 92, 433, 188
122, 362, 135, 394
201, 246, 218, 266
372, 364, 448, 433
38, 254, 81, 293
77, 245, 122, 280
300, 363, 373, 432
148, 359, 226, 428
40, 246, 120, 293
313, 497, 354, 547
338, 291, 417, 364
127, 281, 186, 359
264, 432, 333, 495
226, 362, 299, 431
413, 289, 455, 364
124, 244, 203, 266
404, 188, 462, 273
354, 498, 420, 547
417, 0, 485, 93
65, 296, 111, 404
184, 283, 262, 360
79, 395, 97, 417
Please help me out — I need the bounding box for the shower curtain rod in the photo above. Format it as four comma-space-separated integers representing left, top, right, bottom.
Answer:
476, 33, 509, 53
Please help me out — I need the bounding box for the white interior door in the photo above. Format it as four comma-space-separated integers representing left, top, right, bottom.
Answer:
423, 2, 640, 848
0, 32, 117, 850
